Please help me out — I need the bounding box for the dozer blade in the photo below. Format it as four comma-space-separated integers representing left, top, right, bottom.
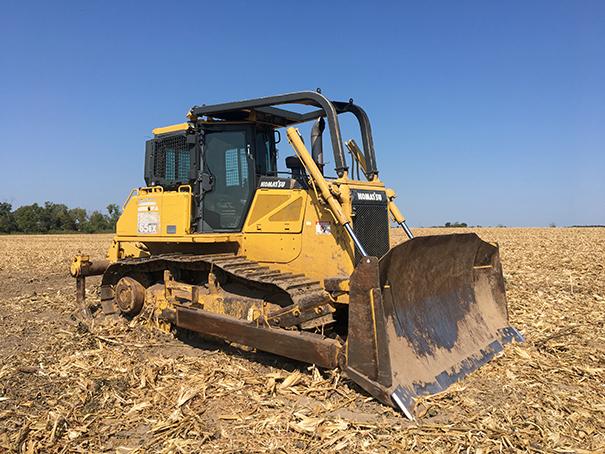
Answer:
344, 233, 523, 419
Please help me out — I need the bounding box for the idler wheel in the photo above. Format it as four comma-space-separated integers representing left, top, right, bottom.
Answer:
114, 277, 146, 315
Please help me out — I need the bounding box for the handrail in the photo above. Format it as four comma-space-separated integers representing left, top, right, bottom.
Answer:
122, 188, 139, 210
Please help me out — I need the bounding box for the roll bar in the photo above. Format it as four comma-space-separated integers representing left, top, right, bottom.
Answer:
189, 91, 378, 178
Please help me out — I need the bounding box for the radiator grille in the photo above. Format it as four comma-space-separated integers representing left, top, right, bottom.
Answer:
352, 200, 390, 264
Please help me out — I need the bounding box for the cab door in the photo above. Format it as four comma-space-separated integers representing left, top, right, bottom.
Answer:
200, 126, 255, 232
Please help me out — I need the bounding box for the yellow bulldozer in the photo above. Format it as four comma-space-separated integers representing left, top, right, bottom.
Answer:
71, 91, 522, 419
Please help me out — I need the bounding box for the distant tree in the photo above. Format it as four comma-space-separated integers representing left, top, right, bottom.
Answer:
444, 221, 468, 228
106, 204, 121, 230
549, 222, 556, 228
42, 202, 76, 231
4, 202, 121, 233
69, 207, 88, 231
0, 202, 16, 233
84, 210, 110, 233
14, 204, 46, 233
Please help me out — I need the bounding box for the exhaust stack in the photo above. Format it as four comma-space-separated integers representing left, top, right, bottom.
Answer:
311, 117, 325, 173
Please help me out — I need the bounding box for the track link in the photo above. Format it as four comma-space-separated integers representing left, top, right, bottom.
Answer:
101, 253, 332, 328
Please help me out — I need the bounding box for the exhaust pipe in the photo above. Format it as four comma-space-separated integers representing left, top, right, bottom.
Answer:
311, 117, 325, 174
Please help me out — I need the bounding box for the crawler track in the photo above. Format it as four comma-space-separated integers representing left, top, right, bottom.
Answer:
100, 253, 332, 326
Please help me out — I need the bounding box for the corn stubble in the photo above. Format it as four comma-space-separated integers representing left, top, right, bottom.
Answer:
0, 228, 603, 453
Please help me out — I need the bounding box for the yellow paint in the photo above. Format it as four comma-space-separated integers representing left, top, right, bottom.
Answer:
243, 189, 307, 233
286, 128, 350, 226
70, 255, 89, 277
385, 188, 406, 224
345, 138, 381, 182
145, 284, 173, 332
117, 187, 191, 237
109, 176, 393, 294
242, 233, 301, 263
345, 139, 368, 176
369, 288, 378, 350
152, 122, 190, 135
104, 127, 402, 301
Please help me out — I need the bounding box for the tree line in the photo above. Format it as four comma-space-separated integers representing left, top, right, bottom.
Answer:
0, 202, 121, 234
444, 221, 468, 228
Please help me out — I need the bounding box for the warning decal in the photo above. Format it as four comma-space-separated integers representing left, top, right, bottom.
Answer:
137, 199, 160, 234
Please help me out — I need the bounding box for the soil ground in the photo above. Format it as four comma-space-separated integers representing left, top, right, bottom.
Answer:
0, 228, 603, 453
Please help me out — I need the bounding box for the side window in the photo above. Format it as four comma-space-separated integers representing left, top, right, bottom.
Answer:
165, 148, 191, 181
225, 148, 249, 187
255, 130, 276, 176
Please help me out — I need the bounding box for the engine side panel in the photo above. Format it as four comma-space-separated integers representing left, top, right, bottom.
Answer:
117, 187, 191, 237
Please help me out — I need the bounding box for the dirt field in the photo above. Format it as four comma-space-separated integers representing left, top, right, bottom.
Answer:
0, 228, 604, 453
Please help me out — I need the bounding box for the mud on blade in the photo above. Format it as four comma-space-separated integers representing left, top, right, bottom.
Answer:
345, 233, 523, 419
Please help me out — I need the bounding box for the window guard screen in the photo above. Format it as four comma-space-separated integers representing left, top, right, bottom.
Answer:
150, 134, 191, 187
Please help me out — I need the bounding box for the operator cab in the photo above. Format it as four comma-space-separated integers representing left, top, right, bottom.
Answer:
143, 91, 380, 235
145, 122, 278, 233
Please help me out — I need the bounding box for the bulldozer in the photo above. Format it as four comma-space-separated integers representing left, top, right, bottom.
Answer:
71, 91, 522, 419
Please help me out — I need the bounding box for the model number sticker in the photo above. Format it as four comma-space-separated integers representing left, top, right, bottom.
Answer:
137, 199, 160, 234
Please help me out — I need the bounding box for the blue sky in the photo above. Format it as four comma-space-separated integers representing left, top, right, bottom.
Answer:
1, 1, 603, 227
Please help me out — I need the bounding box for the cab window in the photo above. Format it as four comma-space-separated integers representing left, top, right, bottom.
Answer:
255, 129, 276, 176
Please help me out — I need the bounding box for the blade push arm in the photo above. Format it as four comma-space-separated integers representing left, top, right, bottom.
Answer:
345, 140, 414, 239
345, 139, 370, 180
286, 128, 369, 257
385, 189, 414, 239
